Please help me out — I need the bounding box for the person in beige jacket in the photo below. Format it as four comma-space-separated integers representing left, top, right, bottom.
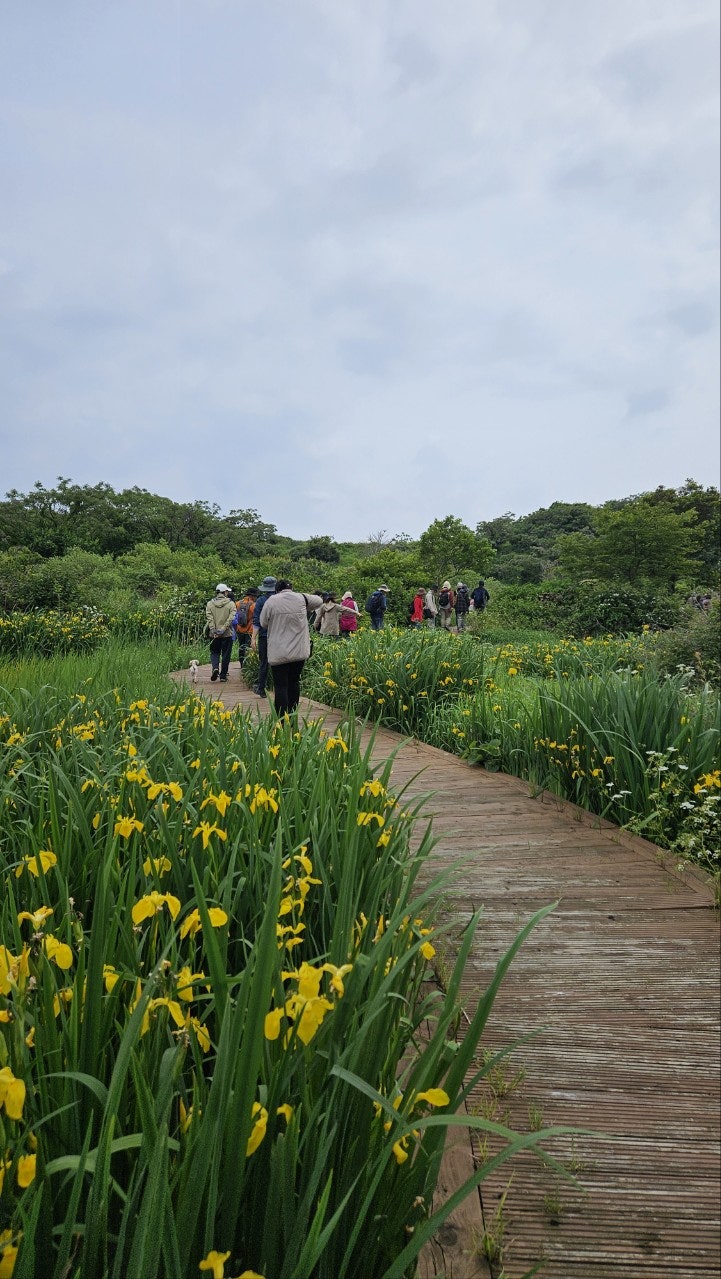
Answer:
260, 580, 323, 715
314, 592, 359, 637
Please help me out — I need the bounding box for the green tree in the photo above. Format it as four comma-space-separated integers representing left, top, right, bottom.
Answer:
418, 516, 494, 585
640, 480, 720, 583
0, 481, 70, 556
115, 541, 229, 599
557, 500, 700, 585
0, 547, 45, 609
493, 553, 544, 585
304, 535, 341, 563
37, 548, 122, 608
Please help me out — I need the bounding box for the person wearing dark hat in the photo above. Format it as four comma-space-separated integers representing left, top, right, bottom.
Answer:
261, 580, 323, 716
205, 583, 235, 682
471, 580, 490, 612
233, 586, 259, 672
251, 576, 277, 696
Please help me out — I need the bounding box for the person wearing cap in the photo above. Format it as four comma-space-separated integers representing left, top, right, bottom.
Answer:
251, 575, 277, 697
260, 580, 323, 716
233, 587, 259, 672
455, 582, 471, 632
471, 580, 490, 612
205, 583, 235, 682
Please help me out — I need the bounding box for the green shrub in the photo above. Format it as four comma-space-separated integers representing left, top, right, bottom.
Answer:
646, 599, 720, 688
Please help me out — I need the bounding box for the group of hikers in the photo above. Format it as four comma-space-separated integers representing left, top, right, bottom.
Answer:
204, 576, 361, 711
203, 575, 490, 715
364, 580, 490, 631
407, 580, 490, 631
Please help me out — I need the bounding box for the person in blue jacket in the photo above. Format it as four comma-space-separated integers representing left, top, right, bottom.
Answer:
251, 576, 277, 696
368, 585, 390, 630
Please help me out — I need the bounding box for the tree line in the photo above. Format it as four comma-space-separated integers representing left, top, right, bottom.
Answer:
0, 477, 717, 627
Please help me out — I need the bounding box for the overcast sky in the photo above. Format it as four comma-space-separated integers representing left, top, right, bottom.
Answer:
1, 1, 719, 541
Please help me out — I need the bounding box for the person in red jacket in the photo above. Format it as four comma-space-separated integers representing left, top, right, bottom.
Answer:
410, 589, 425, 627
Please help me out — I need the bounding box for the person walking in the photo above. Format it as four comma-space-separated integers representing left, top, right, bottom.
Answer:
233, 586, 258, 673
338, 590, 360, 637
314, 592, 358, 637
251, 575, 277, 697
454, 582, 471, 632
438, 581, 455, 630
424, 585, 438, 628
410, 589, 425, 628
260, 580, 323, 716
471, 580, 490, 612
367, 585, 390, 630
205, 583, 235, 682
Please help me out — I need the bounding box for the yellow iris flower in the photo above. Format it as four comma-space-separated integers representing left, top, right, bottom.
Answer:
131, 892, 182, 925
0, 1067, 26, 1121
179, 907, 228, 939
192, 821, 228, 849
15, 849, 57, 878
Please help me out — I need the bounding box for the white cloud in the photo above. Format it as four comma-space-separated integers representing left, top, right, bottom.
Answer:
0, 0, 718, 540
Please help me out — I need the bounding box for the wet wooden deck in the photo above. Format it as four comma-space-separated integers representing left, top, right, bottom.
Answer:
171, 666, 720, 1279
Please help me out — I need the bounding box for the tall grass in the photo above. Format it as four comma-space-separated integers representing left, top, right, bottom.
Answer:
0, 675, 570, 1278
305, 629, 720, 870
0, 637, 191, 703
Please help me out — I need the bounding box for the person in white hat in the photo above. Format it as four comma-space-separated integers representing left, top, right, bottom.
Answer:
367, 585, 390, 631
205, 583, 235, 682
437, 581, 455, 630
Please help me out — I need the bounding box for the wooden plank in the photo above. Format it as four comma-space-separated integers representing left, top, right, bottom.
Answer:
171, 670, 720, 1278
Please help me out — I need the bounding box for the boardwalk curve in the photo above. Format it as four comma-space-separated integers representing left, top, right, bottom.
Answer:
171, 668, 720, 1279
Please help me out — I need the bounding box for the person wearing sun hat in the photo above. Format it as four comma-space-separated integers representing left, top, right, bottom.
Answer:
338, 589, 360, 636
367, 584, 390, 631
438, 581, 455, 630
250, 576, 277, 696
205, 583, 235, 682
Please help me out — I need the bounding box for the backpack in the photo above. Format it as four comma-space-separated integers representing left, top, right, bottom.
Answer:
235, 601, 250, 627
366, 591, 382, 614
438, 589, 450, 608
456, 586, 470, 610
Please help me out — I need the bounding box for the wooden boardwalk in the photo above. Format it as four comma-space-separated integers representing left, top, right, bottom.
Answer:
171, 667, 721, 1279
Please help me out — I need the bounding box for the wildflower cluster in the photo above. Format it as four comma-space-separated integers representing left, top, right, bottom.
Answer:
0, 608, 109, 657
0, 688, 461, 1278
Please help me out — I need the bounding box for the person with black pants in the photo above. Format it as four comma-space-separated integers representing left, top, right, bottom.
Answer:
259, 580, 323, 716
251, 575, 277, 697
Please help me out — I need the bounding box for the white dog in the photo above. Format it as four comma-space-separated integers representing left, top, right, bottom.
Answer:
189, 659, 200, 685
